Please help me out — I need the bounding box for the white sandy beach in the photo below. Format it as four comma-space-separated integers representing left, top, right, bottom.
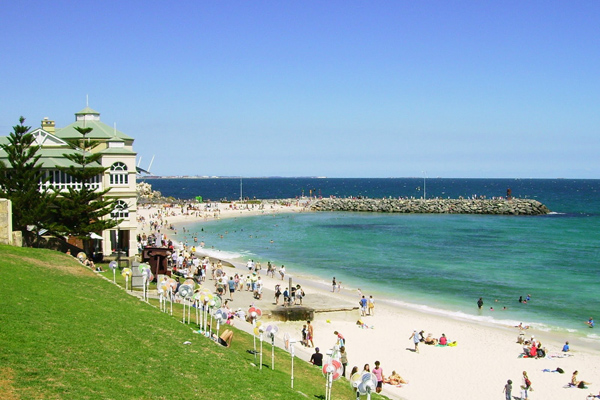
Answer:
137, 202, 600, 400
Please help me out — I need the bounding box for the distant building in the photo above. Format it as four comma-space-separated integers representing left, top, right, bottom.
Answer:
0, 107, 138, 258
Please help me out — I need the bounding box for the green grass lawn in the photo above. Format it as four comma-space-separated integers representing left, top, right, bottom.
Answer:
0, 245, 378, 400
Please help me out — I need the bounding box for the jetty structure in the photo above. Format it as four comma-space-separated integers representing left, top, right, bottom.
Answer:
310, 198, 550, 215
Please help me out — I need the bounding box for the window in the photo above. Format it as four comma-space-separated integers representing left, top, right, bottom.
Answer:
40, 170, 101, 191
109, 162, 128, 185
111, 200, 129, 219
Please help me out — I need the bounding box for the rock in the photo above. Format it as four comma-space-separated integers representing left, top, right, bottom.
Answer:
310, 198, 550, 215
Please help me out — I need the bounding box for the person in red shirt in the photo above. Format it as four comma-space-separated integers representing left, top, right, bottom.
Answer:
439, 333, 448, 346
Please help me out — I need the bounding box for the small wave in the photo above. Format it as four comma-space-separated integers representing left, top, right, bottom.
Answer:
386, 299, 541, 329
194, 247, 250, 261
585, 333, 600, 340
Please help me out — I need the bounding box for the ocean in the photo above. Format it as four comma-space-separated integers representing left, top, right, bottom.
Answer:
141, 178, 600, 342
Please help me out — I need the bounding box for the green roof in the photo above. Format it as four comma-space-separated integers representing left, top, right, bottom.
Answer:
0, 146, 102, 169
99, 147, 137, 155
55, 120, 134, 142
75, 107, 100, 115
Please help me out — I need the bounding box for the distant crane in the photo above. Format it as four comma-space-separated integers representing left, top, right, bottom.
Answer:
136, 155, 155, 175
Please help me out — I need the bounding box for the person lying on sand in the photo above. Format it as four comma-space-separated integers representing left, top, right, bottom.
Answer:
384, 371, 408, 385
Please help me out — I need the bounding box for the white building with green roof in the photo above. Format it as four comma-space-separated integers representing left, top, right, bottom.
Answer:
0, 107, 138, 258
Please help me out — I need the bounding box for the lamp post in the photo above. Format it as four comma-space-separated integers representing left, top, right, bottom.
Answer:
422, 171, 427, 200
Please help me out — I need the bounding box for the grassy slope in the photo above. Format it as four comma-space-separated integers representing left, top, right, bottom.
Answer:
0, 245, 365, 400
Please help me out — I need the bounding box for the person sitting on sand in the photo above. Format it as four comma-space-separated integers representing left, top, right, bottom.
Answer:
424, 333, 438, 345
572, 371, 591, 388
562, 341, 570, 352
384, 370, 408, 385
536, 342, 546, 358
439, 333, 448, 346
529, 342, 538, 357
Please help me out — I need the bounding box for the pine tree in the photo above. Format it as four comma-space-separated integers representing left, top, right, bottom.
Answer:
0, 117, 54, 246
49, 126, 118, 241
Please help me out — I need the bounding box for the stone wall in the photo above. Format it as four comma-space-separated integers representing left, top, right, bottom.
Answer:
310, 198, 550, 215
0, 199, 12, 245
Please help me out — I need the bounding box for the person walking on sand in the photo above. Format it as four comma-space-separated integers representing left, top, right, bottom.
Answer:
503, 379, 512, 400
521, 371, 531, 399
301, 324, 308, 347
368, 295, 375, 316
227, 276, 236, 300
279, 265, 286, 280
332, 277, 336, 292
409, 330, 421, 353
274, 284, 282, 305
307, 320, 314, 348
359, 296, 368, 316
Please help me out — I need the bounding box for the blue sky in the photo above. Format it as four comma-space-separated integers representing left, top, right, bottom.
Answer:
1, 1, 598, 178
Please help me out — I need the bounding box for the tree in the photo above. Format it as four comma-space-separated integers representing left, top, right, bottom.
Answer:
0, 117, 54, 246
49, 126, 118, 244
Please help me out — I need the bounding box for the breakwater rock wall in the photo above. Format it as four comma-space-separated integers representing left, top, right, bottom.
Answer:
310, 198, 550, 215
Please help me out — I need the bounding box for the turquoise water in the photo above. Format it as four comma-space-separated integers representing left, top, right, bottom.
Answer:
175, 211, 600, 341
156, 178, 600, 342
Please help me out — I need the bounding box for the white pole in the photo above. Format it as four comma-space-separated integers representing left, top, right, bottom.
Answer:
290, 342, 295, 388
143, 275, 147, 302
196, 299, 202, 330
259, 332, 263, 370
252, 318, 257, 362
271, 336, 275, 370
204, 302, 209, 336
